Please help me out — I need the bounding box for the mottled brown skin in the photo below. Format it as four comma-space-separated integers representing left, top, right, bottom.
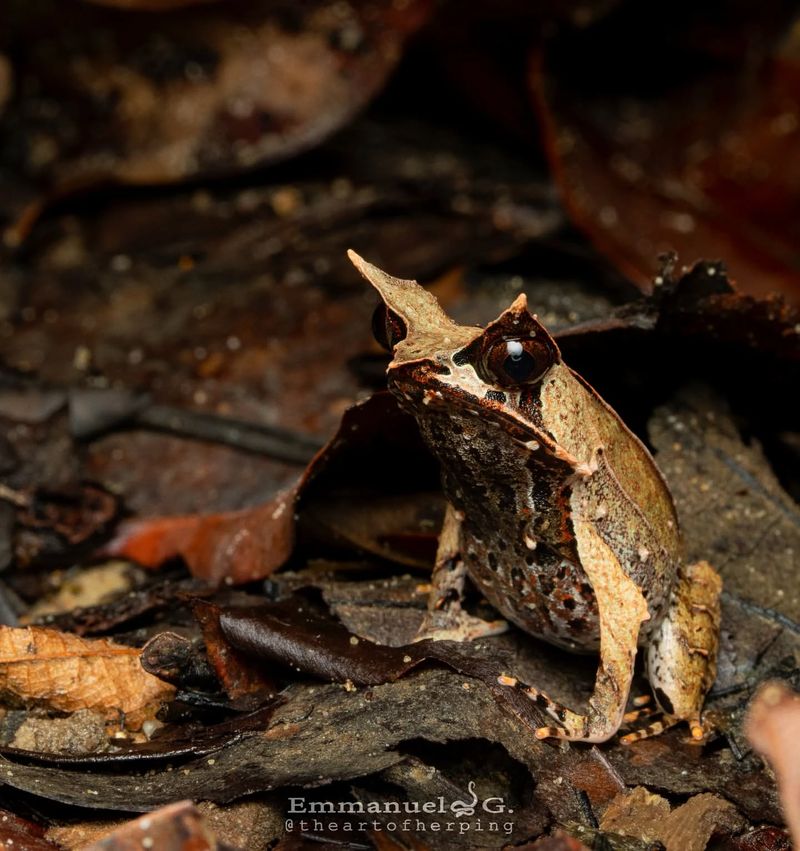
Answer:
348, 251, 722, 744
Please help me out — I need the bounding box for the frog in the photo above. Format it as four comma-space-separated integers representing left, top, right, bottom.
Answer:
348, 250, 722, 745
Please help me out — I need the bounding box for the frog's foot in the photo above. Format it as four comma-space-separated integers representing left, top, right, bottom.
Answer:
497, 675, 621, 743
415, 607, 508, 642
416, 502, 509, 642
642, 560, 722, 746
620, 712, 709, 745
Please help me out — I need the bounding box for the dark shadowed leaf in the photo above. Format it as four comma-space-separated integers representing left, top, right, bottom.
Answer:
532, 5, 800, 303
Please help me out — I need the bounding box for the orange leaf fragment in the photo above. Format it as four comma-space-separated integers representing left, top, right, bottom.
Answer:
106, 486, 298, 585
0, 626, 175, 730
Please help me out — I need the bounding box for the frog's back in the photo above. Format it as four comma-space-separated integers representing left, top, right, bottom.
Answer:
540, 366, 681, 622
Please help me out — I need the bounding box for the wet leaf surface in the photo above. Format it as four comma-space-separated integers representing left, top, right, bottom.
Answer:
192, 600, 276, 700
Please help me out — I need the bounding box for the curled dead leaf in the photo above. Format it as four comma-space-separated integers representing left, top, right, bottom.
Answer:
0, 625, 175, 729
105, 391, 434, 584
106, 484, 298, 584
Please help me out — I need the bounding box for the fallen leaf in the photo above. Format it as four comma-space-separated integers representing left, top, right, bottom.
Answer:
0, 807, 61, 851
0, 625, 175, 729
81, 800, 217, 851
650, 387, 800, 621
715, 826, 792, 851
658, 795, 745, 851
107, 484, 299, 584
532, 8, 800, 303
601, 786, 745, 851
0, 0, 432, 240
105, 391, 436, 584
13, 482, 120, 568
192, 600, 276, 701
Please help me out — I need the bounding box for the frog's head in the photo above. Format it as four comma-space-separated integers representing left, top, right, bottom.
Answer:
349, 251, 562, 421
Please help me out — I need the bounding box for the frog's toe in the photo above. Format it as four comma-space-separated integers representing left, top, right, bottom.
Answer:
620, 713, 713, 745
619, 711, 689, 745
688, 715, 713, 742
622, 704, 658, 724
534, 726, 566, 740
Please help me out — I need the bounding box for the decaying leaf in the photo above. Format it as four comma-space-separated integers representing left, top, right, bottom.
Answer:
650, 387, 800, 621
12, 482, 120, 568
716, 826, 793, 851
81, 800, 217, 851
600, 786, 745, 851
532, 7, 800, 303
0, 0, 432, 238
106, 391, 436, 584
0, 625, 174, 729
192, 600, 276, 701
0, 807, 61, 851
107, 484, 299, 584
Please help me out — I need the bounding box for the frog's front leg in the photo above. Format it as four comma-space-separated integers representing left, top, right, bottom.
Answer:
500, 522, 650, 743
415, 503, 508, 642
621, 560, 722, 745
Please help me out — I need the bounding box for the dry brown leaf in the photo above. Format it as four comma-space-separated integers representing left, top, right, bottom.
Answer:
599, 786, 668, 844
80, 801, 216, 851
601, 786, 745, 851
0, 626, 175, 730
659, 794, 746, 851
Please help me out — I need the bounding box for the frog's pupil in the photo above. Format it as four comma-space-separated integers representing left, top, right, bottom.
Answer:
502, 348, 536, 381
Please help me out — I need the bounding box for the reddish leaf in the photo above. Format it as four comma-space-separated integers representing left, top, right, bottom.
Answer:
0, 807, 60, 851
107, 485, 298, 584
532, 7, 800, 303
105, 391, 436, 584
192, 600, 276, 700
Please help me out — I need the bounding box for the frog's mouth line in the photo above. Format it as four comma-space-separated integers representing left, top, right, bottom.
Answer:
387, 371, 580, 475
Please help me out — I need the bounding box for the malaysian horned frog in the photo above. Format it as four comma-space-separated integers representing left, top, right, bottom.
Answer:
348, 250, 722, 745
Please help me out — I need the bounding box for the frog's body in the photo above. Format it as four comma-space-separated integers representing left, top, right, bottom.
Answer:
349, 251, 721, 745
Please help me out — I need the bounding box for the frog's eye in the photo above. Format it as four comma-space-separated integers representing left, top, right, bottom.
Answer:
482, 338, 553, 387
371, 302, 407, 351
